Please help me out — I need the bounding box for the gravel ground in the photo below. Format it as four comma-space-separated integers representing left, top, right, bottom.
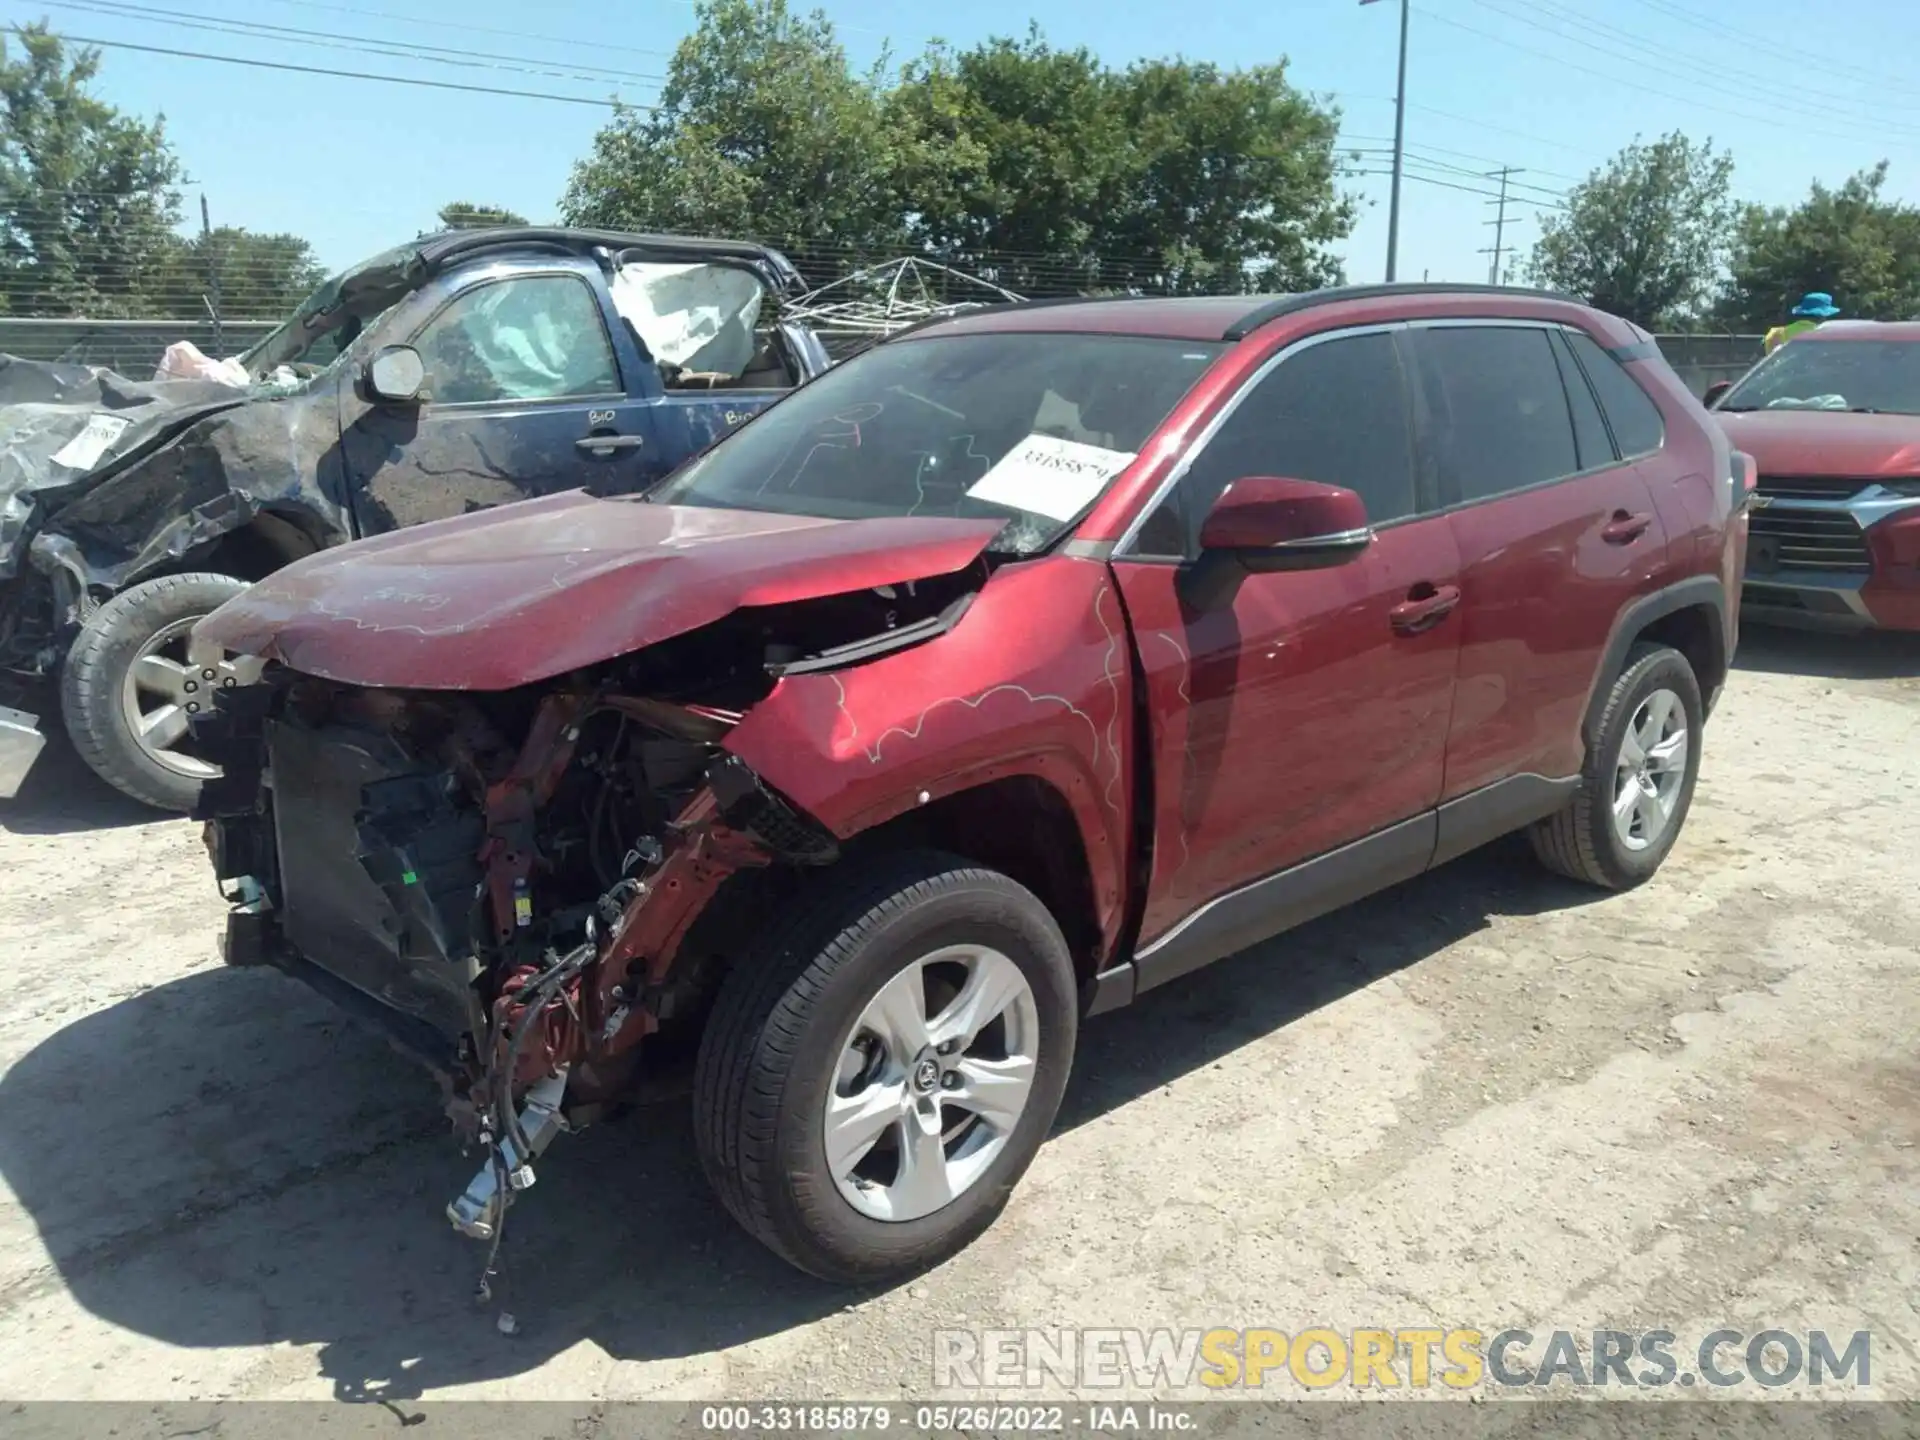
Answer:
1, 626, 1917, 1412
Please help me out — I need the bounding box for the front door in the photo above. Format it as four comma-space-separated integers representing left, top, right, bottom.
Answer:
341, 268, 658, 536
1112, 325, 1463, 952
1405, 322, 1671, 798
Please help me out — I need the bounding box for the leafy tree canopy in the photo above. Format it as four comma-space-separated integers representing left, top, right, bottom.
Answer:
562, 0, 1353, 296
1718, 162, 1920, 327
0, 23, 180, 317
436, 201, 530, 231
1526, 132, 1736, 328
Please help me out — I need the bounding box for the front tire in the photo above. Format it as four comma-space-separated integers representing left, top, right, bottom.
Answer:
692, 851, 1078, 1284
60, 572, 253, 812
1529, 642, 1703, 890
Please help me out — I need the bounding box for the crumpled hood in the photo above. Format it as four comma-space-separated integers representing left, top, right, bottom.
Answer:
1715, 408, 1920, 478
0, 354, 247, 579
196, 491, 1007, 690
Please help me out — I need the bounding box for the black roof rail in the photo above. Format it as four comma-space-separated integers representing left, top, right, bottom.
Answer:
875, 283, 1595, 349
1222, 282, 1587, 339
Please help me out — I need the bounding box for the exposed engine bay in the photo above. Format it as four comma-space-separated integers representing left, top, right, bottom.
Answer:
193, 570, 978, 1267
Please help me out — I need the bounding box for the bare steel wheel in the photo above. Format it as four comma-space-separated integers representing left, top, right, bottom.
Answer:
827, 944, 1041, 1223
693, 851, 1077, 1283
61, 572, 254, 811
1611, 686, 1688, 852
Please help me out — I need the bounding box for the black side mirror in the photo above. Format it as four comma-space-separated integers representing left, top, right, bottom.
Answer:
1703, 378, 1734, 408
366, 345, 427, 405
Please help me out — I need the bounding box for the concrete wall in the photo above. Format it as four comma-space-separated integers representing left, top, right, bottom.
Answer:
1653, 333, 1765, 398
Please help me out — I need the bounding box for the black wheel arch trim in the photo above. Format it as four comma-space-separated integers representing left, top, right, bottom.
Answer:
1582, 575, 1729, 746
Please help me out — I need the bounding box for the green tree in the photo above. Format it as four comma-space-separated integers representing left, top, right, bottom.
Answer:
884, 33, 1121, 293
560, 0, 905, 280
147, 227, 328, 319
1105, 57, 1351, 294
0, 24, 181, 317
1718, 163, 1920, 327
1525, 132, 1736, 327
885, 33, 1352, 295
437, 200, 529, 231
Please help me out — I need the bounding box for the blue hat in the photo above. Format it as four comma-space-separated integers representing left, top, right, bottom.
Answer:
1791, 292, 1840, 317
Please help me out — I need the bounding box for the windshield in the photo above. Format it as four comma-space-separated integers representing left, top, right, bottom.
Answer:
1719, 339, 1920, 415
648, 331, 1224, 553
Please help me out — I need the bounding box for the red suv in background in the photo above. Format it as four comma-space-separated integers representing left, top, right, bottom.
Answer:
1708, 320, 1920, 630
192, 283, 1748, 1283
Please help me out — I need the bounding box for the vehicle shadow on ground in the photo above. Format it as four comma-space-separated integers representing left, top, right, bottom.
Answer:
0, 727, 165, 836
0, 837, 1602, 1402
1734, 623, 1920, 680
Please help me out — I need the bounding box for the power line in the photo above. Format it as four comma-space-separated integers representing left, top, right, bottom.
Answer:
1347, 96, 1601, 169
22, 0, 668, 88
1562, 0, 1920, 114
1427, 2, 1920, 148
1491, 0, 1920, 125
1348, 146, 1566, 202
252, 0, 679, 62
1343, 128, 1587, 185
8, 27, 653, 108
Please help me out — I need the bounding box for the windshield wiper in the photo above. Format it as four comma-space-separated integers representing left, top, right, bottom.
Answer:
1850, 407, 1883, 414
1716, 404, 1757, 412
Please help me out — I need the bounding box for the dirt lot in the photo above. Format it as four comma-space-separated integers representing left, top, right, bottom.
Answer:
1, 627, 1917, 1410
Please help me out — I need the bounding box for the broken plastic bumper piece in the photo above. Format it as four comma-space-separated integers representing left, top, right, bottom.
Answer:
0, 705, 46, 800
446, 1069, 569, 1241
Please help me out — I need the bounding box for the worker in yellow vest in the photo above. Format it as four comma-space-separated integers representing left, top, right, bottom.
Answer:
1764, 292, 1840, 353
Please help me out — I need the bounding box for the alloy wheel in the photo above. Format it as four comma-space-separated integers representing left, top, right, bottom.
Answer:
118, 620, 261, 779
1612, 685, 1689, 852
826, 944, 1041, 1223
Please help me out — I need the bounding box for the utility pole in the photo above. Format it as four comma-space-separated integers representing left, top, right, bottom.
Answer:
1362, 0, 1409, 283
1478, 167, 1518, 286
199, 193, 222, 355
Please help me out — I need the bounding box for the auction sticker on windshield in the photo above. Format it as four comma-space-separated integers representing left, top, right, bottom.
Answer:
50, 413, 131, 471
966, 434, 1137, 522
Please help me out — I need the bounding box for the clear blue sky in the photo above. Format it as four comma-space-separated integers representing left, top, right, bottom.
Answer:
7, 0, 1919, 290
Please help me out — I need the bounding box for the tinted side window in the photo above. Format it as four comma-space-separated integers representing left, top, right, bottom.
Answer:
1136, 331, 1416, 554
1550, 329, 1615, 470
1417, 326, 1578, 503
413, 274, 621, 405
1564, 329, 1666, 456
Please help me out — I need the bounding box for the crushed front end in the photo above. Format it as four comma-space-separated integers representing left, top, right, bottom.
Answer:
193, 643, 843, 1255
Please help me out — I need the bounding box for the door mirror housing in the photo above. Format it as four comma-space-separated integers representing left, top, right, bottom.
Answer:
366, 345, 427, 405
1197, 476, 1373, 573
1702, 378, 1734, 408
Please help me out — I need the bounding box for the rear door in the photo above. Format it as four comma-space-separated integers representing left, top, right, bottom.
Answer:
1112, 324, 1463, 957
342, 265, 660, 536
1407, 321, 1670, 818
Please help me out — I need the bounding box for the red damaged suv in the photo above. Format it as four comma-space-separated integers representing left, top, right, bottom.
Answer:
1707, 321, 1920, 630
192, 284, 1748, 1283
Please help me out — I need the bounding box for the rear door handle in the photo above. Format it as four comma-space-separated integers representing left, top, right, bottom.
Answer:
1602, 510, 1653, 544
1390, 583, 1460, 636
577, 434, 644, 455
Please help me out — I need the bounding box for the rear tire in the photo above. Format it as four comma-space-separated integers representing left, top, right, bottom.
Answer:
692, 850, 1077, 1284
1529, 642, 1703, 890
60, 572, 251, 812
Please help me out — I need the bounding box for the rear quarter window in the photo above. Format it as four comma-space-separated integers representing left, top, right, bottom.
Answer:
1565, 330, 1666, 457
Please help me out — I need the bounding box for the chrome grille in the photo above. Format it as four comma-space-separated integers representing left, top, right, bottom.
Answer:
1746, 509, 1871, 574
1755, 474, 1869, 501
